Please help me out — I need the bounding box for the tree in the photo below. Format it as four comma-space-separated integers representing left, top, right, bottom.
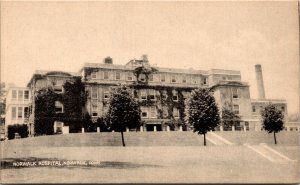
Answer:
105, 85, 141, 147
261, 104, 284, 144
221, 107, 241, 131
82, 113, 94, 132
186, 88, 220, 146
0, 82, 6, 125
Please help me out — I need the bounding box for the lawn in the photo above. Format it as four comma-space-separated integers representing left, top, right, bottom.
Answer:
1, 131, 299, 183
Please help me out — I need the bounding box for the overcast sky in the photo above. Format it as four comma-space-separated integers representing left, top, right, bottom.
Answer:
1, 1, 299, 114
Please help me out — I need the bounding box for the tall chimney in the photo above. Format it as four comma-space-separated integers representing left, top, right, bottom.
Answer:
255, 64, 265, 99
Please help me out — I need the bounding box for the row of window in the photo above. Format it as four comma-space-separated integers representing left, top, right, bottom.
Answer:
90, 88, 190, 101
12, 90, 30, 101
90, 71, 207, 85
90, 105, 180, 118
11, 106, 29, 119
252, 105, 285, 113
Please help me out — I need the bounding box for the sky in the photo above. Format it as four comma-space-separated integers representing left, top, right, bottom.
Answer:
1, 1, 299, 114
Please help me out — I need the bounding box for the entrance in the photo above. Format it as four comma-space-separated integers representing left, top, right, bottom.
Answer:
146, 124, 162, 131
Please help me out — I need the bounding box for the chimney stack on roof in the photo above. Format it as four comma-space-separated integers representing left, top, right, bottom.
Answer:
104, 57, 113, 64
255, 64, 266, 99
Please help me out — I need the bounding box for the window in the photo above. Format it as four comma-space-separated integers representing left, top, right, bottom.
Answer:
252, 106, 256, 112
172, 91, 178, 101
18, 90, 23, 101
18, 107, 23, 118
139, 74, 146, 82
115, 72, 121, 80
142, 112, 148, 118
171, 75, 176, 83
91, 87, 98, 99
149, 74, 153, 82
183, 92, 190, 101
24, 90, 29, 100
91, 72, 97, 79
141, 90, 147, 100
182, 76, 187, 83
163, 106, 168, 118
104, 71, 109, 79
92, 105, 98, 117
161, 74, 165, 82
24, 107, 29, 118
192, 77, 197, 84
53, 80, 64, 93
233, 105, 239, 114
148, 89, 156, 100
232, 88, 239, 99
12, 107, 16, 119
161, 91, 167, 100
12, 90, 17, 100
203, 77, 207, 85
55, 101, 64, 113
150, 107, 156, 118
104, 91, 110, 99
173, 108, 179, 118
127, 72, 133, 81
141, 107, 148, 118
281, 106, 285, 112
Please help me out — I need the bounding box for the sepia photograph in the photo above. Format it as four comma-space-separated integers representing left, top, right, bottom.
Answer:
0, 1, 299, 184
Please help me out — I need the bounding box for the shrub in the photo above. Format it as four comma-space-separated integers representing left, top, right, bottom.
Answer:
7, 124, 28, 139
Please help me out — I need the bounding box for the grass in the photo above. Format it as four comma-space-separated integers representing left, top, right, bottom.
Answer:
1, 131, 299, 183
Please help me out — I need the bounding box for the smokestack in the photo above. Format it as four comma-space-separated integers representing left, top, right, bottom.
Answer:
255, 64, 266, 99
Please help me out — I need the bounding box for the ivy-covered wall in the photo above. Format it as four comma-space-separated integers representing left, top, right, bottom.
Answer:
131, 84, 195, 129
34, 78, 87, 135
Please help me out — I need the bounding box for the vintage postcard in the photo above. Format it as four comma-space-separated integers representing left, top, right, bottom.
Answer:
1, 1, 299, 184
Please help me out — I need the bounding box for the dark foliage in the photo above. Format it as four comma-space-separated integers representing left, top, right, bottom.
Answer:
106, 85, 141, 146
34, 78, 87, 135
7, 124, 28, 139
221, 107, 241, 131
186, 88, 220, 146
261, 104, 284, 144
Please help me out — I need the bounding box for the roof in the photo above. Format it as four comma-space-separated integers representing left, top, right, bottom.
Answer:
80, 62, 210, 75
27, 70, 81, 87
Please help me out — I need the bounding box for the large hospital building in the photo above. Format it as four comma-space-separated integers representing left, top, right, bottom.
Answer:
4, 55, 298, 135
